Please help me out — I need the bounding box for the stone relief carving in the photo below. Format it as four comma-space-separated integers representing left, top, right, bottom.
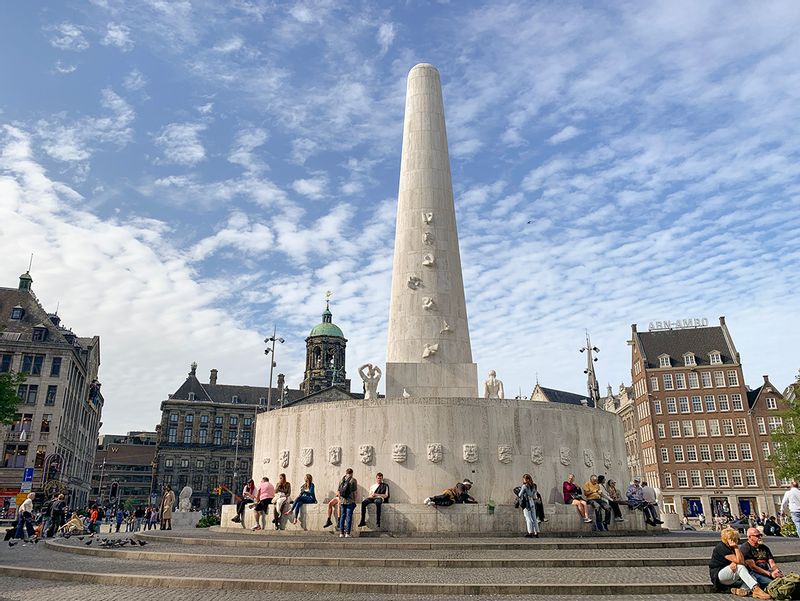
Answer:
440, 320, 451, 334
427, 443, 443, 463
583, 448, 594, 468
301, 447, 313, 467
498, 444, 512, 464
603, 450, 612, 469
423, 232, 435, 245
559, 446, 572, 466
359, 444, 374, 465
262, 457, 270, 464
402, 388, 411, 398
422, 343, 439, 358
392, 444, 408, 463
531, 445, 544, 465
328, 446, 342, 466
407, 275, 423, 290
422, 297, 435, 310
358, 363, 382, 402
483, 370, 505, 399
422, 254, 435, 267
463, 443, 478, 463
422, 211, 433, 224
279, 449, 290, 468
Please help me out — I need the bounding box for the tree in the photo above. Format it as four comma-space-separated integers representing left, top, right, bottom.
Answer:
771, 370, 800, 481
0, 371, 25, 425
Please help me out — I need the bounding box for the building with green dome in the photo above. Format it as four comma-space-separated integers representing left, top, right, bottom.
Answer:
301, 301, 349, 395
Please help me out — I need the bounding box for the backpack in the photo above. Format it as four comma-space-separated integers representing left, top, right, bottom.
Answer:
767, 572, 800, 600
338, 478, 351, 497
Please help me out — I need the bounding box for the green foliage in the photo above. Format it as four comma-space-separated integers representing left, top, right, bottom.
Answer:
123, 498, 140, 511
0, 371, 26, 425
782, 520, 797, 537
770, 371, 800, 481
196, 515, 220, 528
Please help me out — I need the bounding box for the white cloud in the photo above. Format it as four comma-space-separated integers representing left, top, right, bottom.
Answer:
549, 125, 582, 144
228, 127, 268, 172
197, 102, 214, 115
54, 60, 77, 74
377, 22, 396, 54
291, 176, 327, 199
123, 69, 147, 92
47, 23, 90, 51
213, 36, 244, 53
102, 22, 134, 51
154, 122, 206, 165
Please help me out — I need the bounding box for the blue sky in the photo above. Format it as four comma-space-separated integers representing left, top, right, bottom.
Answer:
1, 1, 799, 433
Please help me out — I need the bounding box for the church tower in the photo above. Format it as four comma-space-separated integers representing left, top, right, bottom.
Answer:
302, 301, 349, 395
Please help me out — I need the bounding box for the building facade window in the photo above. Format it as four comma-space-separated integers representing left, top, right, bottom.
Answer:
687, 372, 699, 389
691, 396, 703, 412
709, 419, 721, 436
717, 469, 729, 487
180, 459, 189, 468
45, 385, 57, 405
768, 417, 783, 432
230, 415, 238, 426
690, 470, 701, 487
757, 417, 767, 435
722, 419, 734, 436
169, 413, 178, 423
731, 394, 744, 411
762, 442, 771, 459
650, 377, 659, 391
704, 395, 716, 412
200, 415, 209, 425
165, 458, 173, 468
727, 371, 739, 386
196, 459, 205, 468
185, 414, 193, 423
669, 421, 680, 437
183, 428, 192, 444
714, 371, 725, 387
686, 444, 698, 462
767, 469, 777, 487
700, 444, 711, 462
198, 429, 207, 444
684, 353, 696, 366
726, 443, 738, 461
663, 374, 674, 390
168, 428, 177, 443
679, 397, 690, 413
701, 372, 713, 387
18, 384, 38, 404
659, 355, 671, 368
713, 444, 725, 461
731, 469, 743, 487
682, 420, 694, 437
657, 423, 666, 438
709, 352, 722, 364
653, 400, 662, 414
21, 354, 44, 375
667, 398, 677, 413
740, 444, 752, 461
213, 430, 222, 445
673, 445, 685, 462
664, 473, 673, 488
704, 469, 715, 487
676, 373, 687, 389
735, 418, 747, 436
695, 420, 707, 436
676, 470, 689, 487
766, 397, 777, 410
49, 357, 62, 377
214, 416, 223, 427
718, 395, 730, 411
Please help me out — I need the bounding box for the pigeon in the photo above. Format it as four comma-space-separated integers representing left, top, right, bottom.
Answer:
33, 538, 40, 544
84, 539, 93, 545
137, 540, 147, 546
8, 540, 17, 547
78, 536, 85, 541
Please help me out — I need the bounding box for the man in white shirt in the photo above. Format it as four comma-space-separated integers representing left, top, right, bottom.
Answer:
780, 480, 800, 538
14, 492, 36, 541
640, 481, 664, 527
358, 472, 390, 529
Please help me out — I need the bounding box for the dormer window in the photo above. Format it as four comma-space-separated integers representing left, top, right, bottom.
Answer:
32, 325, 48, 342
188, 392, 196, 400
258, 397, 266, 405
231, 395, 239, 404
10, 306, 24, 320
683, 353, 696, 367
709, 351, 722, 365
658, 354, 671, 368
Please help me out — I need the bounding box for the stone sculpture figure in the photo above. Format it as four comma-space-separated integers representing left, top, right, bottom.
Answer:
279, 449, 290, 468
423, 231, 434, 245
559, 446, 572, 466
422, 343, 438, 358
407, 275, 423, 290
402, 388, 411, 398
530, 445, 544, 465
422, 211, 433, 224
483, 370, 505, 399
422, 297, 435, 310
358, 363, 382, 401
262, 457, 270, 464
359, 444, 374, 464
178, 486, 192, 511
427, 443, 443, 463
440, 320, 451, 334
583, 448, 594, 467
392, 444, 408, 463
301, 447, 313, 467
603, 450, 612, 469
328, 446, 341, 466
498, 444, 512, 464
463, 443, 478, 463
422, 254, 435, 267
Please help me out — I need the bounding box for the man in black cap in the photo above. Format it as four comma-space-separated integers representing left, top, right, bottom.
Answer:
424, 479, 477, 506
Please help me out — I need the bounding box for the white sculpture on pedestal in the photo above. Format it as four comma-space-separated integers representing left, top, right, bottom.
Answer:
358, 363, 382, 401
178, 486, 192, 512
484, 370, 505, 399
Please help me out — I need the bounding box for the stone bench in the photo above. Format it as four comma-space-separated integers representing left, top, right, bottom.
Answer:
220, 501, 651, 535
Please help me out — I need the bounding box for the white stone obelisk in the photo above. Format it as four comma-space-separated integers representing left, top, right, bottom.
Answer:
385, 63, 478, 398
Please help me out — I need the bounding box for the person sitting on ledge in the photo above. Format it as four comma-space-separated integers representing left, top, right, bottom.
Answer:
563, 474, 592, 523
584, 474, 611, 531
640, 480, 663, 526
232, 479, 256, 525
763, 516, 782, 537
708, 527, 771, 599
323, 492, 340, 529
603, 477, 625, 523
358, 472, 390, 528
251, 476, 274, 531
424, 479, 477, 506
289, 474, 316, 525
272, 473, 292, 530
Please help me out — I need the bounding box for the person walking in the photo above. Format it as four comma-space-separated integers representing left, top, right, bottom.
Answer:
47, 494, 66, 538
14, 493, 36, 542
114, 507, 124, 533
337, 468, 358, 538
780, 479, 800, 538
517, 474, 539, 538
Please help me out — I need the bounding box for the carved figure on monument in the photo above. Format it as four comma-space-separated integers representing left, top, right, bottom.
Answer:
301, 447, 313, 467
262, 457, 270, 464
463, 443, 478, 463
359, 444, 374, 464
422, 343, 438, 358
559, 446, 572, 466
498, 444, 512, 464
440, 320, 451, 334
279, 449, 290, 468
358, 363, 382, 401
603, 450, 612, 469
422, 297, 435, 310
483, 370, 505, 399
178, 486, 192, 511
392, 444, 408, 463
423, 231, 434, 245
583, 448, 594, 467
422, 254, 435, 267
402, 388, 411, 398
407, 275, 423, 290
328, 446, 341, 465
531, 445, 544, 465
427, 443, 443, 463
422, 211, 433, 224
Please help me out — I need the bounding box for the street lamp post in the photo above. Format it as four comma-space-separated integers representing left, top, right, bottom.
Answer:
232, 423, 241, 496
264, 326, 285, 412
96, 458, 106, 503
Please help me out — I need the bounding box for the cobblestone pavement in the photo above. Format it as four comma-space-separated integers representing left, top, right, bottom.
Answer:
0, 578, 739, 601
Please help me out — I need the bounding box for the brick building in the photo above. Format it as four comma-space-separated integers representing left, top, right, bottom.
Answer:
628, 316, 790, 519
90, 431, 157, 508
0, 272, 102, 511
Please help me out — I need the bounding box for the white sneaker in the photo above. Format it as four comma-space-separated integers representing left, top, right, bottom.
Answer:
615, 517, 625, 522
339, 533, 344, 538
344, 533, 350, 538
583, 518, 593, 523
424, 498, 433, 506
